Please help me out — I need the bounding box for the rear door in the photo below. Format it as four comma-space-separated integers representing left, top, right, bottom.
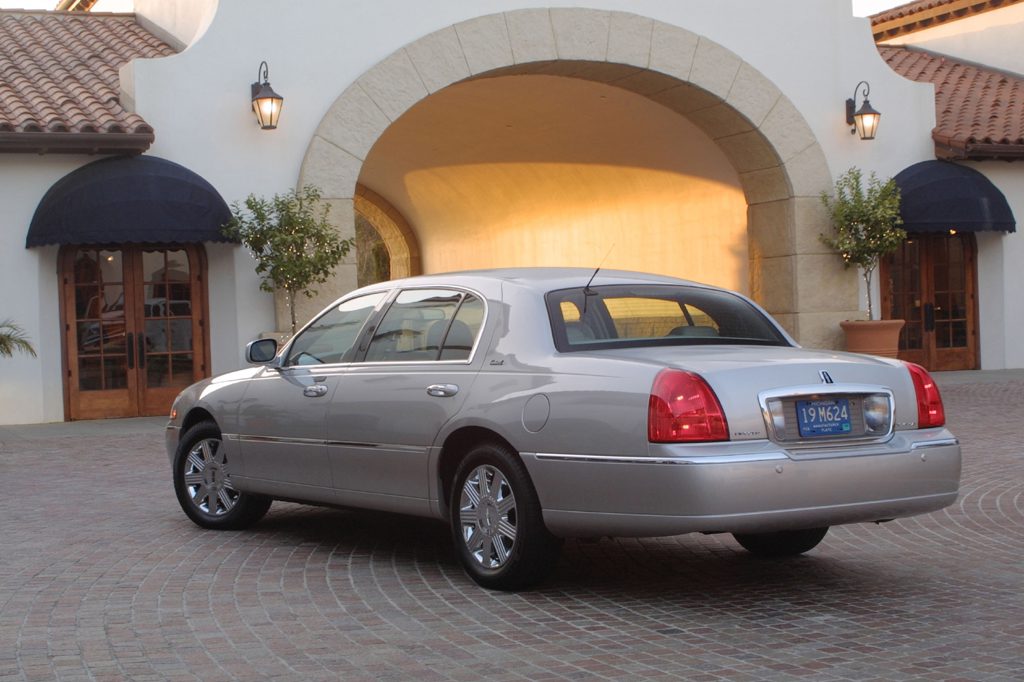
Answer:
326, 288, 488, 511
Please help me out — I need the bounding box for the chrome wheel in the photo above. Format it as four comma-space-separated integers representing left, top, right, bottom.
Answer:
459, 464, 518, 569
182, 437, 239, 517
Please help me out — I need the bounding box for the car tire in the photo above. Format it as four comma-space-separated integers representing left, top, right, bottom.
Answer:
450, 442, 562, 591
732, 527, 829, 557
173, 420, 271, 530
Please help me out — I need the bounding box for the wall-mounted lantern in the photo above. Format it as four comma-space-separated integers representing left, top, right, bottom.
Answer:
251, 61, 284, 130
846, 80, 881, 140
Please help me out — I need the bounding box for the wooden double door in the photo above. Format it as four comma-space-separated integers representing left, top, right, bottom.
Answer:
881, 232, 978, 371
60, 245, 210, 420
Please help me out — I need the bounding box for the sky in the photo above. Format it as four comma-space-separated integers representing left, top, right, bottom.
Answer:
0, 0, 907, 14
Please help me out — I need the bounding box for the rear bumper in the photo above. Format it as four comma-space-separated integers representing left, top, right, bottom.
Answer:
524, 429, 961, 537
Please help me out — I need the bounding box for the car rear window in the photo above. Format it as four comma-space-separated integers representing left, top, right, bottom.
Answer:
546, 284, 789, 351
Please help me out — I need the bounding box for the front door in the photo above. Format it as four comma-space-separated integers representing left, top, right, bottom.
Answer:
882, 232, 978, 371
60, 245, 209, 420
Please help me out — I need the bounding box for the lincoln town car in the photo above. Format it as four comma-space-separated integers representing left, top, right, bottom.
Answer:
166, 269, 961, 590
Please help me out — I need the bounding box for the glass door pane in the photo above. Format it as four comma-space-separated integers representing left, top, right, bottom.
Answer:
142, 248, 195, 390
72, 248, 129, 391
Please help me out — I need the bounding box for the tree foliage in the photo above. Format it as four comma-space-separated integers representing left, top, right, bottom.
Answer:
820, 167, 905, 320
223, 186, 354, 332
0, 319, 37, 358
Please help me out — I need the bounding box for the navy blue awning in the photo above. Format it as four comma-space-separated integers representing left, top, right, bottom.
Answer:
894, 160, 1015, 233
26, 155, 234, 248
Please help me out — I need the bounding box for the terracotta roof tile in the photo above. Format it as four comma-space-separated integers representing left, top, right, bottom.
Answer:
880, 45, 1024, 159
870, 0, 1024, 42
0, 9, 174, 154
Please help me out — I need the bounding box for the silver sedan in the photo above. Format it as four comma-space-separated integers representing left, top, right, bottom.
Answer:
166, 268, 961, 590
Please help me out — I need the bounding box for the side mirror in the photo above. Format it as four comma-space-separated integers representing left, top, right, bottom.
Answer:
246, 338, 278, 364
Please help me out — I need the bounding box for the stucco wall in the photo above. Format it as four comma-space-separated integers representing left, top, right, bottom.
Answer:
0, 157, 85, 424
967, 162, 1024, 370
133, 0, 218, 51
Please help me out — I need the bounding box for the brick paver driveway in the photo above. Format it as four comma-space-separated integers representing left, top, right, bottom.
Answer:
1, 376, 1022, 681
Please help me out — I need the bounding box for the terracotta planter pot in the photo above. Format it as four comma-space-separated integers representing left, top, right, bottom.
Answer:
839, 319, 905, 357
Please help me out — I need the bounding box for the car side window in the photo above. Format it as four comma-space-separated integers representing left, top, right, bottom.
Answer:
284, 292, 386, 366
364, 289, 482, 363
440, 294, 484, 361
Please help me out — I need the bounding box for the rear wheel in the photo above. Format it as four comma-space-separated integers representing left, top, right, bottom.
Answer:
173, 420, 271, 530
732, 527, 829, 557
450, 442, 561, 591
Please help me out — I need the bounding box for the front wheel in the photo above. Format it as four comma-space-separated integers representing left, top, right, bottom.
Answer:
173, 420, 271, 530
450, 442, 561, 591
732, 527, 829, 557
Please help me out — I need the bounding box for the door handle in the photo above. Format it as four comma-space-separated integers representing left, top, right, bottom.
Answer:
924, 303, 935, 332
303, 384, 329, 398
426, 383, 459, 397
126, 332, 135, 369
137, 333, 146, 369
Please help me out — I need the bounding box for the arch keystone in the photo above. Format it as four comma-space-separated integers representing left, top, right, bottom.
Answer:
550, 8, 610, 61
608, 11, 653, 66
506, 9, 557, 63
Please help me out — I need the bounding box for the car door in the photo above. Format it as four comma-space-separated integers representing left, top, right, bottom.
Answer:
325, 288, 487, 513
234, 292, 387, 499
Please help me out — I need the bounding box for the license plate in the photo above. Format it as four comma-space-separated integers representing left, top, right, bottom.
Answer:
796, 399, 852, 437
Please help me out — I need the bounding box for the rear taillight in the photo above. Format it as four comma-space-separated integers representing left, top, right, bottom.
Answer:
905, 362, 945, 428
648, 369, 729, 442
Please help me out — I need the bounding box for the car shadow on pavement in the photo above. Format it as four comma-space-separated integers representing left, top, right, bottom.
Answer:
241, 501, 914, 606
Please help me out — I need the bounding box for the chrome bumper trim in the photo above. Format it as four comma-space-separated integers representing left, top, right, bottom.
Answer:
534, 451, 790, 465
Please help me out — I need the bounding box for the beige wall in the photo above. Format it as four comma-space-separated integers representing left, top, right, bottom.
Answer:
359, 75, 748, 292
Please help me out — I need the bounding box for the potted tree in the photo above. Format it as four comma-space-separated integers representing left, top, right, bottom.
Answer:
224, 185, 354, 334
821, 167, 906, 357
0, 319, 36, 358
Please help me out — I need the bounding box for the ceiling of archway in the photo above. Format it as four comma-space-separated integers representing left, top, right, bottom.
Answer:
358, 74, 749, 289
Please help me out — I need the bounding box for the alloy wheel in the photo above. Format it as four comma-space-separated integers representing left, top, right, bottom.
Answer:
458, 464, 518, 569
182, 437, 239, 517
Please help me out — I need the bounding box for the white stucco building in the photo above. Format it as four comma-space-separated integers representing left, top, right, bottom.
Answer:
0, 0, 1019, 424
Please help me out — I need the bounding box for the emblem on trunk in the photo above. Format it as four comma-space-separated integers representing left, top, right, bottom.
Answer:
819, 370, 834, 384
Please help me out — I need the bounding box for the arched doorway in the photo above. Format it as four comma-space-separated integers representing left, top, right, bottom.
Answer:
300, 9, 851, 348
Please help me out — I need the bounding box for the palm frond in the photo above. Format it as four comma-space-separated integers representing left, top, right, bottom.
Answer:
0, 319, 37, 358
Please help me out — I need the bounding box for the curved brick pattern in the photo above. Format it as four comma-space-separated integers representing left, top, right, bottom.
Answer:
1, 378, 1021, 680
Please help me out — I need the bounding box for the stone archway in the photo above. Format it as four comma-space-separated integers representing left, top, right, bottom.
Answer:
298, 8, 857, 348
354, 184, 421, 280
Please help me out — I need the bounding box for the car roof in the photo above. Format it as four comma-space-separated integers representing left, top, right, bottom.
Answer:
357, 267, 715, 294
